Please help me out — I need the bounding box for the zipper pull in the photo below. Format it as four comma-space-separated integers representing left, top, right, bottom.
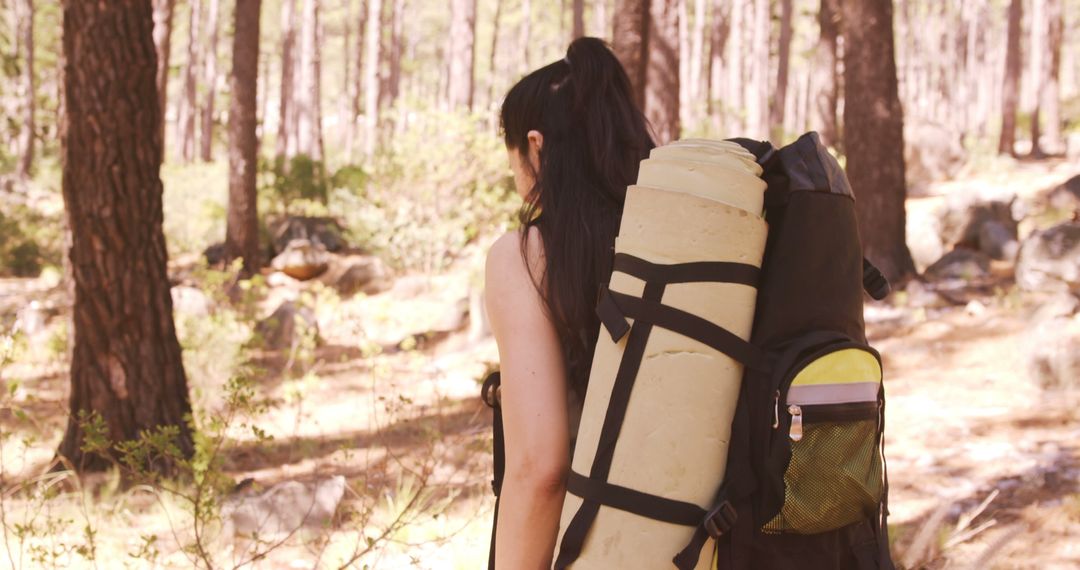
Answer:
772, 391, 781, 429
788, 405, 803, 441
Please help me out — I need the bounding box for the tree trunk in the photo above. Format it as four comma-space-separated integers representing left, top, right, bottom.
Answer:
770, 0, 793, 141
387, 0, 405, 106
177, 0, 203, 163
726, 0, 745, 132
612, 0, 649, 108
346, 0, 367, 159
296, 0, 323, 161
276, 0, 297, 160
998, 0, 1022, 156
227, 0, 262, 276
646, 0, 680, 143
520, 0, 532, 72
447, 0, 477, 110
706, 0, 731, 127
15, 0, 34, 180
1042, 0, 1063, 152
362, 0, 382, 155
57, 0, 194, 473
594, 0, 609, 38
810, 0, 840, 148
841, 0, 914, 284
573, 0, 585, 39
689, 0, 706, 102
487, 0, 503, 108
746, 0, 768, 138
200, 0, 221, 162
152, 0, 176, 153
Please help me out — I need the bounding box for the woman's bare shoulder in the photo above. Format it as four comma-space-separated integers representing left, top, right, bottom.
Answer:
485, 227, 545, 291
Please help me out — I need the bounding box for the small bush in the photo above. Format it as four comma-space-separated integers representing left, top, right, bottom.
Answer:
330, 107, 518, 271
0, 202, 62, 277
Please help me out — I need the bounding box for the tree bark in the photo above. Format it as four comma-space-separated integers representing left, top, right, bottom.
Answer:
177, 0, 203, 163
387, 0, 405, 106
447, 0, 477, 110
646, 0, 680, 143
296, 0, 323, 161
200, 0, 221, 162
57, 0, 194, 473
520, 0, 532, 72
747, 0, 768, 138
15, 0, 34, 180
706, 0, 731, 127
613, 0, 649, 108
689, 0, 706, 101
1042, 0, 1063, 151
770, 0, 793, 141
362, 0, 381, 155
227, 0, 262, 276
810, 0, 840, 148
998, 0, 1022, 156
841, 0, 914, 284
594, 0, 609, 38
152, 0, 176, 153
573, 0, 585, 39
488, 0, 503, 108
276, 0, 297, 160
346, 0, 367, 159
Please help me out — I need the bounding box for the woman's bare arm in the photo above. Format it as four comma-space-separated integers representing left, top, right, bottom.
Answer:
485, 228, 569, 570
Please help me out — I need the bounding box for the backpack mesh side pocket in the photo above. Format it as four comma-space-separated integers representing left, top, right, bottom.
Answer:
763, 345, 884, 535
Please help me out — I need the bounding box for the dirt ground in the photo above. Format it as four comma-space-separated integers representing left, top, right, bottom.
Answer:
1, 159, 1078, 569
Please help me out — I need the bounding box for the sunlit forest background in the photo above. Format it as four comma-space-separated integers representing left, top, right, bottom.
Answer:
0, 0, 1078, 568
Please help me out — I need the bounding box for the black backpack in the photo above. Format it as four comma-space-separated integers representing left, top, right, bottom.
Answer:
483, 132, 895, 570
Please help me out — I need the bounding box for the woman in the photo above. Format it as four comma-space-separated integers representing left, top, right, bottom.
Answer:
484, 37, 654, 569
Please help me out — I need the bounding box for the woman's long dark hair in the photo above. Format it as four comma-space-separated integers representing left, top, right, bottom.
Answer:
500, 37, 654, 393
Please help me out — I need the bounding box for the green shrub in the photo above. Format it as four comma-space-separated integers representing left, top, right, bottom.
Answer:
330, 107, 518, 271
0, 202, 62, 277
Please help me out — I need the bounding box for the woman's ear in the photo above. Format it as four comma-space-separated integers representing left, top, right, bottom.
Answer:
526, 130, 544, 171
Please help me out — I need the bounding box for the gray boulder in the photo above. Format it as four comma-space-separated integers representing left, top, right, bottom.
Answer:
1047, 174, 1080, 214
171, 285, 212, 317
271, 238, 329, 281
222, 475, 346, 538
1026, 294, 1080, 393
1015, 222, 1080, 293
923, 249, 992, 282
255, 300, 320, 350
977, 220, 1020, 261
939, 194, 1018, 255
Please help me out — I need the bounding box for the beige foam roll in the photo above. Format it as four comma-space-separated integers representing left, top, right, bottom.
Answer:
637, 156, 766, 216
653, 140, 764, 175
556, 179, 768, 569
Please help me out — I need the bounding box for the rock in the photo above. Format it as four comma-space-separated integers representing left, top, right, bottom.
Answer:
269, 216, 347, 256
203, 242, 226, 267
1026, 296, 1080, 392
171, 285, 212, 317
904, 121, 966, 193
223, 476, 346, 538
271, 239, 329, 281
977, 220, 1020, 261
939, 194, 1018, 254
1015, 222, 1080, 293
923, 249, 991, 282
13, 301, 48, 336
1047, 174, 1080, 214
906, 203, 946, 272
322, 255, 389, 296
255, 300, 320, 350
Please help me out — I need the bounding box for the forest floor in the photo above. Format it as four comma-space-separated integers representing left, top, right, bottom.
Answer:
0, 157, 1078, 569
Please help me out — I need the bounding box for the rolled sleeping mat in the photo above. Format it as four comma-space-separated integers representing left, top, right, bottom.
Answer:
554, 142, 769, 569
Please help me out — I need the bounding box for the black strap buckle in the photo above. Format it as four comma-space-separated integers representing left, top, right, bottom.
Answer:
481, 372, 501, 408
703, 501, 737, 539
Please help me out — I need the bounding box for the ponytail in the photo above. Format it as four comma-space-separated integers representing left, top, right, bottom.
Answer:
499, 38, 654, 393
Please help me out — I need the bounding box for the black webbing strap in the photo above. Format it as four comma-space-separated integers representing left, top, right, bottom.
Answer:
613, 253, 761, 286
604, 289, 771, 373
482, 372, 503, 570
556, 255, 763, 568
554, 280, 666, 569
566, 470, 706, 526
